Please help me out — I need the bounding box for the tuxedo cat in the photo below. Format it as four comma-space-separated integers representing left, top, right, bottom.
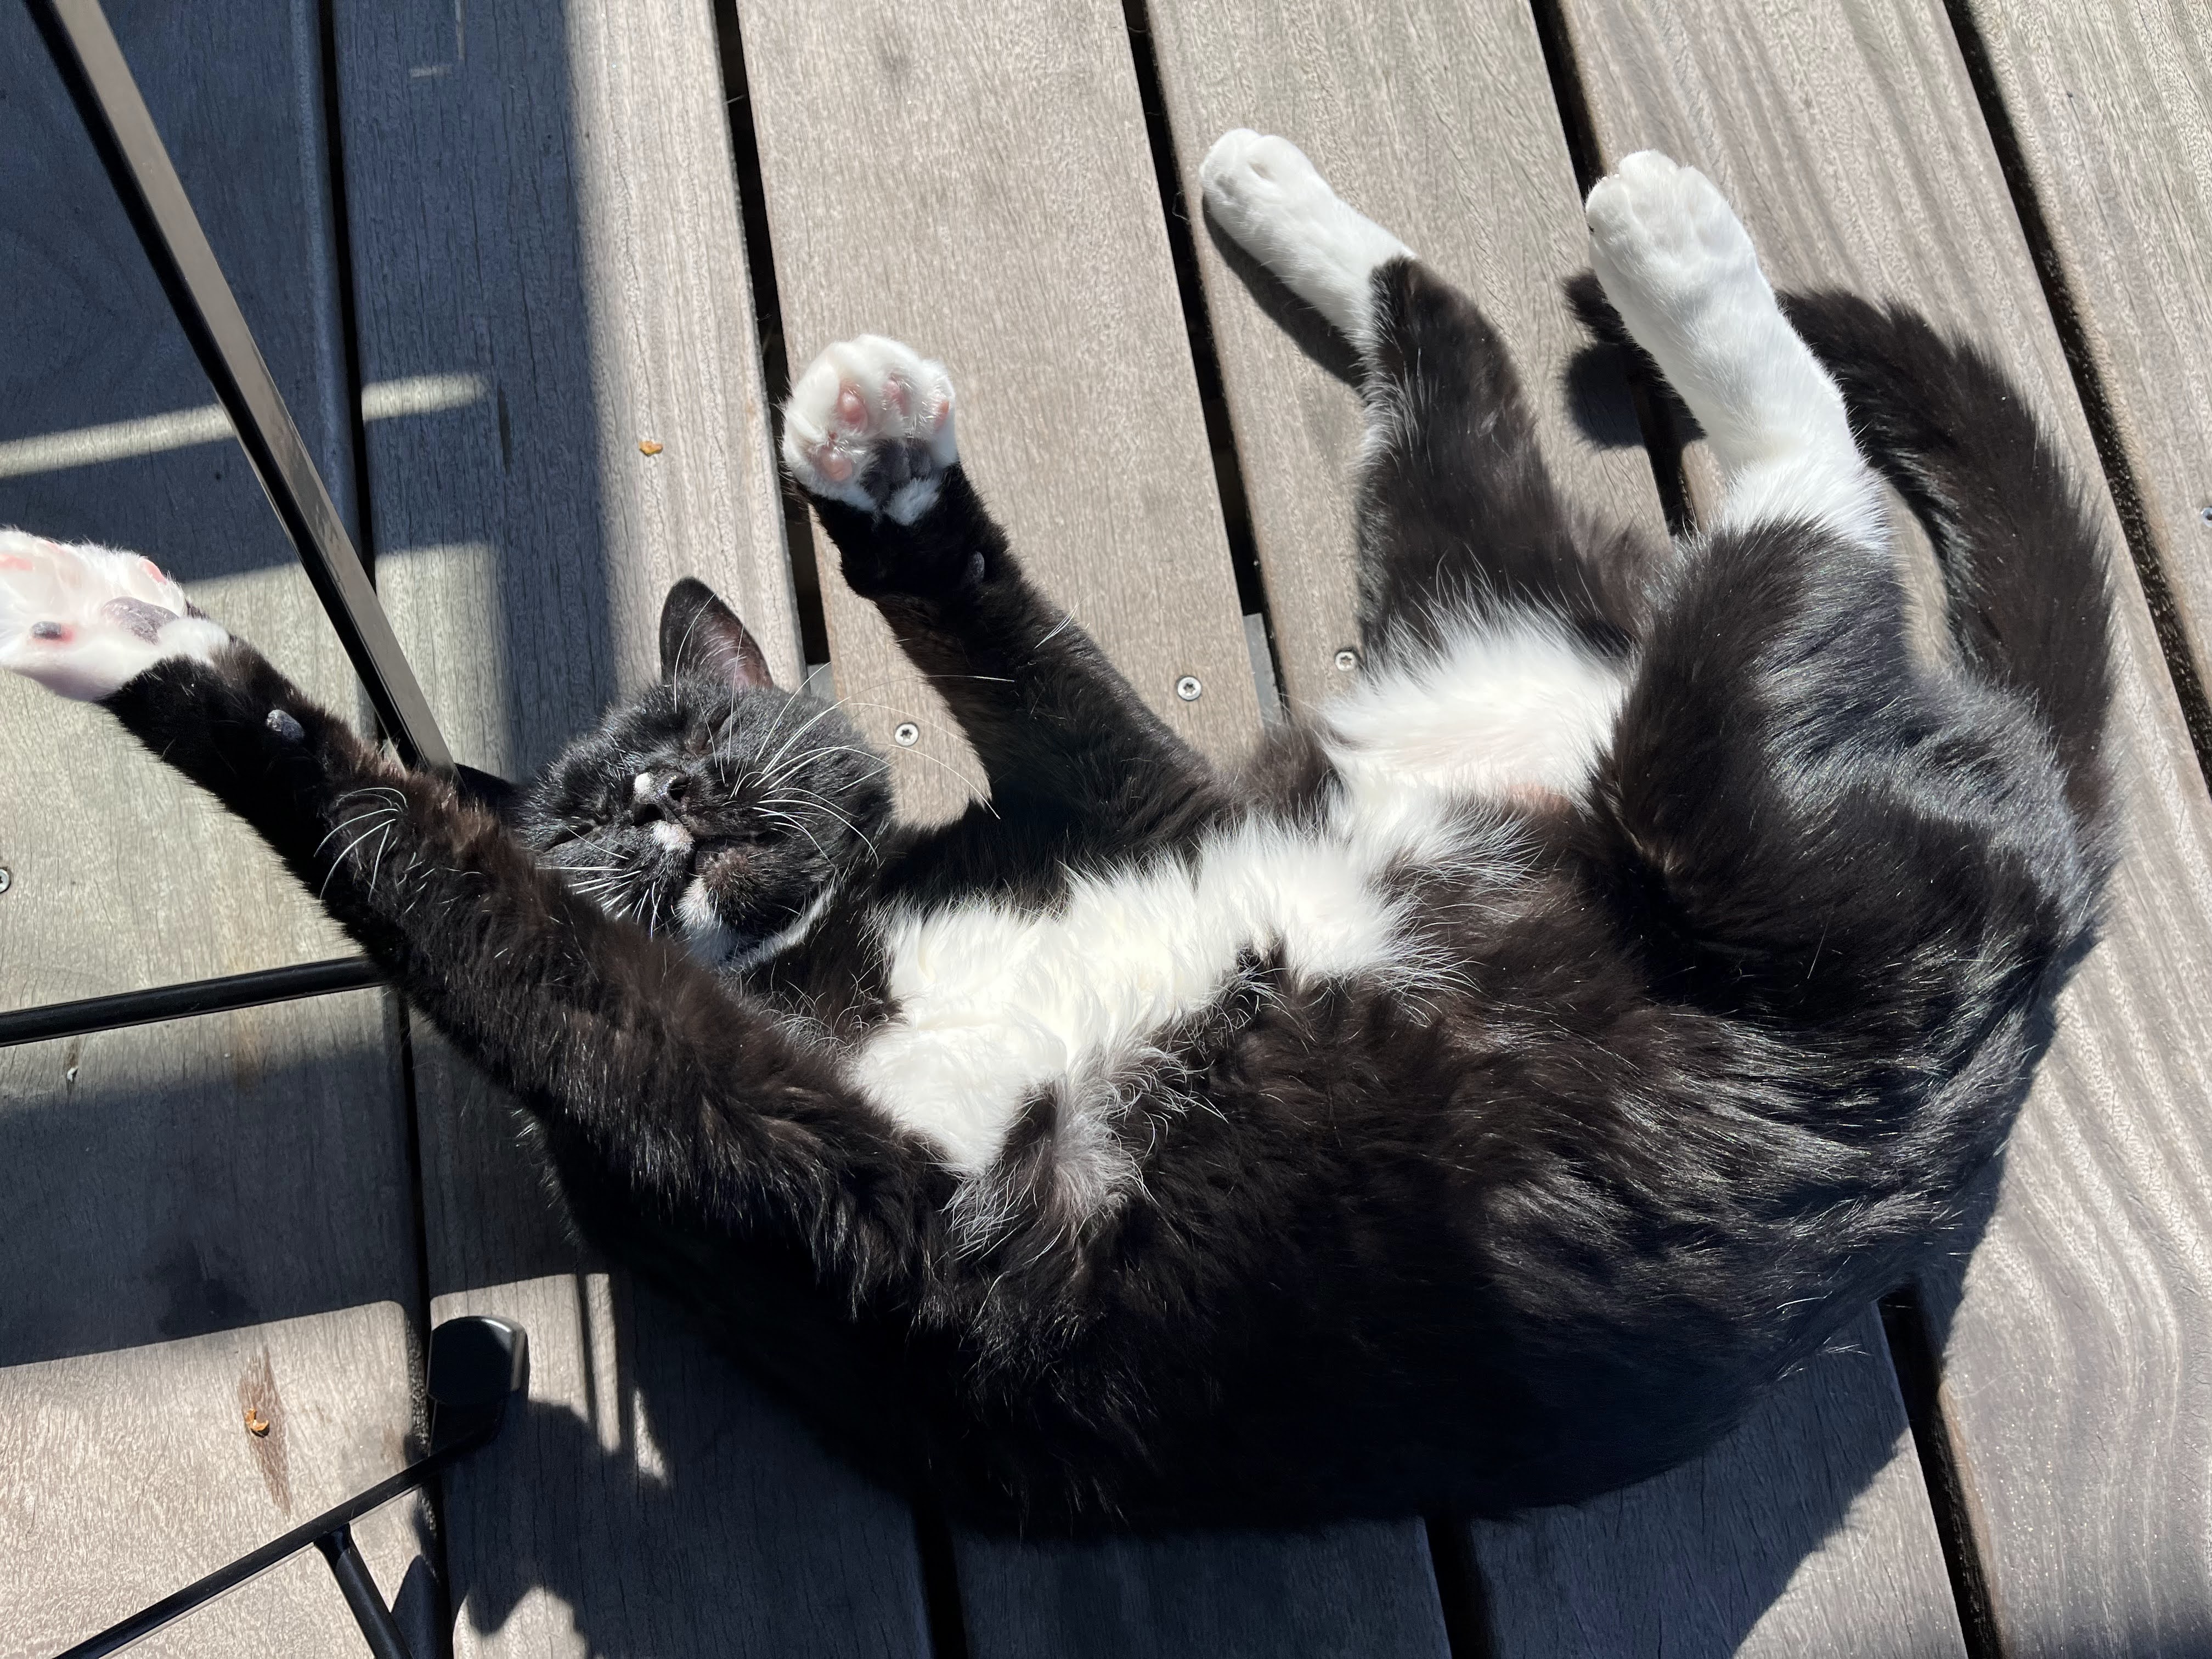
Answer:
0, 143, 2110, 1529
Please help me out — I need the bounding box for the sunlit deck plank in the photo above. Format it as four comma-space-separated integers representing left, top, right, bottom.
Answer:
330, 0, 934, 1651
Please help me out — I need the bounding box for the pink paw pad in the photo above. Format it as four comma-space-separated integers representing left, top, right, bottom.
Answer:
779, 335, 959, 524
0, 532, 232, 701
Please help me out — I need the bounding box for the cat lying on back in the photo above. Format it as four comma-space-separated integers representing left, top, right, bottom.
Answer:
0, 143, 2110, 1529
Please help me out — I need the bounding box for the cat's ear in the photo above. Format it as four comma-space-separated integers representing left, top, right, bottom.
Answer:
659, 578, 775, 692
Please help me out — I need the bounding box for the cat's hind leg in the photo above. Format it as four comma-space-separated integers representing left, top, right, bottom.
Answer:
1588, 157, 2101, 1057
1198, 128, 1413, 356
1201, 132, 1648, 809
1585, 153, 1885, 553
1202, 132, 1649, 657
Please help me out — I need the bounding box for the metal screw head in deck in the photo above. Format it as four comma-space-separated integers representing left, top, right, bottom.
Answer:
1175, 675, 1203, 702
1334, 648, 1359, 673
893, 721, 919, 747
0, 867, 12, 896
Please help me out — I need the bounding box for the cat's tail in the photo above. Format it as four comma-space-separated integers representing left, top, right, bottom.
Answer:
1567, 274, 2114, 840
1778, 290, 2115, 840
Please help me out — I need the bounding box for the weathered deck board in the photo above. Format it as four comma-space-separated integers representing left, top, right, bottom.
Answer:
1474, 1311, 1962, 1658
331, 0, 932, 1651
738, 0, 1457, 1646
0, 3, 428, 1651
1939, 55, 2212, 1639
1554, 2, 2212, 1653
1145, 2, 1960, 1651
0, 1000, 426, 1657
737, 0, 1262, 824
1962, 0, 2212, 696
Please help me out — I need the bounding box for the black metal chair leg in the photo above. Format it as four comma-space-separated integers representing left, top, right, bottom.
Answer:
315, 1526, 414, 1659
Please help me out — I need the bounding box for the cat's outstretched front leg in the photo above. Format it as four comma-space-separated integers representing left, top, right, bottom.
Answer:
0, 533, 938, 1259
782, 336, 1227, 848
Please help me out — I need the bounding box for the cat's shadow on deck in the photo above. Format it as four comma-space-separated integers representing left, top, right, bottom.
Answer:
426, 1168, 2007, 1659
433, 1269, 931, 1656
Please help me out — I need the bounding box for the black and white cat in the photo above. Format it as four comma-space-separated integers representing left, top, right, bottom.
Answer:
0, 143, 2111, 1530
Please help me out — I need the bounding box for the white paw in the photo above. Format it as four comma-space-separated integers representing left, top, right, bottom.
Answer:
0, 531, 230, 701
781, 336, 958, 526
1199, 130, 1341, 252
1584, 151, 1764, 346
1199, 129, 1411, 349
1586, 154, 1878, 548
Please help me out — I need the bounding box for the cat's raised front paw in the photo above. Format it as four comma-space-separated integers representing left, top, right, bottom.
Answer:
0, 531, 230, 701
781, 336, 957, 526
1584, 152, 1763, 342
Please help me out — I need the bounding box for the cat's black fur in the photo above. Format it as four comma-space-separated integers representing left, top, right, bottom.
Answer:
93, 265, 2111, 1531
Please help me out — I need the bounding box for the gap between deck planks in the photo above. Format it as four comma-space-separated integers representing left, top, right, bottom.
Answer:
331, 0, 934, 1652
1147, 2, 1967, 1655
0, 0, 429, 1650
1551, 2, 2212, 1655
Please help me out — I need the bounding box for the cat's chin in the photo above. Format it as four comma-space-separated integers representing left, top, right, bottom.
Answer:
676, 880, 765, 972
678, 876, 843, 975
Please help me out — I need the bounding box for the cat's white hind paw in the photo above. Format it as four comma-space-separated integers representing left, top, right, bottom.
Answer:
1198, 129, 1411, 351
0, 531, 230, 701
781, 336, 958, 526
1585, 153, 1880, 549
1584, 152, 1763, 359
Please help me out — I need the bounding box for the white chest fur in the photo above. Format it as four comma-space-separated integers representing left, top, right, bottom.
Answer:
844, 607, 1620, 1175
847, 816, 1418, 1171
1323, 616, 1629, 806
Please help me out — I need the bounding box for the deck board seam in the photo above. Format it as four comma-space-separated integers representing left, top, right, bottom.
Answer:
708, 0, 830, 676
1120, 0, 1285, 708
1881, 1288, 2003, 1659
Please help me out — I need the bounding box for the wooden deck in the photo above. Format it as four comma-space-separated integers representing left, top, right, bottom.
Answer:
3, 1, 2209, 1653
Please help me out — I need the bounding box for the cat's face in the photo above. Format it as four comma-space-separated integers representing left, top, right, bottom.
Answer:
519, 579, 891, 966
